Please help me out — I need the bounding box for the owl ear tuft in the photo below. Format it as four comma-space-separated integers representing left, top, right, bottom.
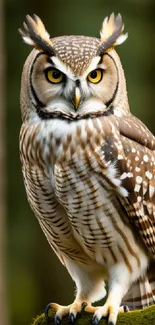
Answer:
19, 14, 56, 56
97, 13, 128, 56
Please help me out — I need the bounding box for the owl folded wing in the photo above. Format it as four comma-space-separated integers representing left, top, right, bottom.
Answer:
99, 114, 155, 256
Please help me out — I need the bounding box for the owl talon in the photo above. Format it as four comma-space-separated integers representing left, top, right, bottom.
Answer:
118, 305, 129, 313
81, 302, 88, 310
123, 305, 129, 313
92, 315, 99, 325
54, 315, 61, 325
45, 303, 52, 321
70, 313, 76, 325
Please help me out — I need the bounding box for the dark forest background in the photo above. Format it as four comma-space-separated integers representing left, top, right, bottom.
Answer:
1, 0, 155, 325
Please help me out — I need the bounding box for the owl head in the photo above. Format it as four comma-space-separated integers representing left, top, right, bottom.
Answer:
19, 14, 129, 122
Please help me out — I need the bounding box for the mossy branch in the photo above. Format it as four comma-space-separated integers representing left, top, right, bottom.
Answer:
32, 305, 155, 325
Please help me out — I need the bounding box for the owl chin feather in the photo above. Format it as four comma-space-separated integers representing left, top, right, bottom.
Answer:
40, 97, 107, 120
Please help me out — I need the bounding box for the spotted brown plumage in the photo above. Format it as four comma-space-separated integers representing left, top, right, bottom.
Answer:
19, 13, 155, 325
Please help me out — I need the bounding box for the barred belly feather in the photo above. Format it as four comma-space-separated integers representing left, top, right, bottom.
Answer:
20, 116, 151, 289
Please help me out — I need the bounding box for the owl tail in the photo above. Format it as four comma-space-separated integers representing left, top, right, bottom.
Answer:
122, 261, 155, 310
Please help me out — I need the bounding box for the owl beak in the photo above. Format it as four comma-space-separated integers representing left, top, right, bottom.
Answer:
75, 87, 81, 109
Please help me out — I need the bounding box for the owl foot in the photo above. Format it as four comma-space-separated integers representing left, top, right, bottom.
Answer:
85, 304, 129, 325
45, 301, 88, 324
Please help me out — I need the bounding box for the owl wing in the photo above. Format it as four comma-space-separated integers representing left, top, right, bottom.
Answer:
99, 114, 155, 256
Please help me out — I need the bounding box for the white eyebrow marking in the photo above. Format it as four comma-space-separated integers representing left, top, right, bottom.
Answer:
49, 55, 106, 83
97, 63, 107, 70
51, 56, 76, 80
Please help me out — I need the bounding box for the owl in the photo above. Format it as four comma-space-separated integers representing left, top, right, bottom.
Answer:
19, 14, 155, 325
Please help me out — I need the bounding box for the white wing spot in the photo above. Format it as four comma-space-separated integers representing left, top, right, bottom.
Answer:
134, 184, 141, 192
143, 154, 149, 162
120, 172, 127, 180
132, 148, 136, 153
149, 185, 154, 198
145, 171, 153, 180
127, 159, 131, 168
120, 172, 133, 180
143, 182, 148, 195
128, 172, 133, 177
118, 154, 123, 160
117, 144, 123, 150
143, 180, 147, 187
136, 176, 143, 184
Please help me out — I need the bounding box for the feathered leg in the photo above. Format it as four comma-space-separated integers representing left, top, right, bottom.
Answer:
45, 258, 107, 324
122, 261, 155, 309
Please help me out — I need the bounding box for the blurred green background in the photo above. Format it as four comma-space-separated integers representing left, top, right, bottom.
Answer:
3, 0, 155, 324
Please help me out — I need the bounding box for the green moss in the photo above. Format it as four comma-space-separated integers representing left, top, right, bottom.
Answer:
32, 305, 155, 325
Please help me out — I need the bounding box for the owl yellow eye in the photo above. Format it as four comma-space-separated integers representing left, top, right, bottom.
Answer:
45, 68, 64, 84
87, 69, 103, 84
